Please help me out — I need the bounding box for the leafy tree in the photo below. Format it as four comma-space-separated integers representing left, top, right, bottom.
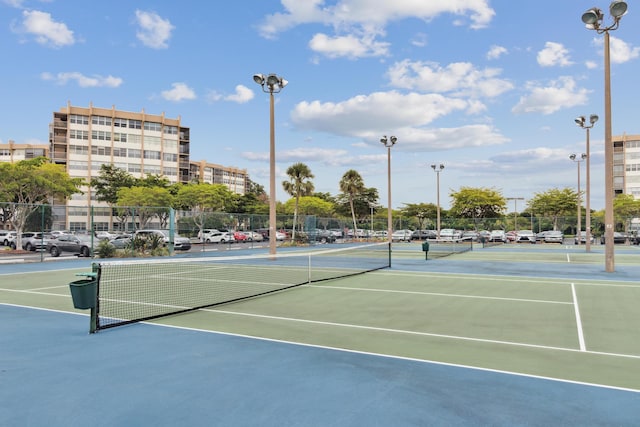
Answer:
527, 188, 577, 231
282, 163, 315, 240
173, 183, 235, 237
137, 174, 171, 188
613, 194, 640, 233
449, 187, 505, 226
401, 203, 437, 231
339, 170, 365, 235
0, 157, 83, 247
282, 196, 334, 218
90, 164, 135, 205
117, 186, 173, 229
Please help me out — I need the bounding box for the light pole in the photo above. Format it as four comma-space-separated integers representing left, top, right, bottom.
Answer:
253, 73, 288, 255
368, 202, 377, 239
570, 153, 587, 244
431, 164, 444, 239
380, 136, 397, 244
582, 1, 627, 272
506, 197, 524, 232
575, 114, 599, 252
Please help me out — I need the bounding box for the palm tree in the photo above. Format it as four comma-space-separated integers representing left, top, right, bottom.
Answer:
339, 169, 365, 238
282, 163, 315, 240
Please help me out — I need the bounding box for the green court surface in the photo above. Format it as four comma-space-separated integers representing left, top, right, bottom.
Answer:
2, 242, 640, 392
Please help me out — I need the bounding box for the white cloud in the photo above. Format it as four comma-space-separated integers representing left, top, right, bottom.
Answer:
512, 77, 589, 115
259, 0, 495, 39
387, 60, 513, 98
486, 45, 507, 60
585, 60, 598, 69
19, 10, 74, 48
161, 82, 196, 101
593, 36, 640, 64
309, 32, 389, 59
41, 72, 122, 88
537, 42, 573, 67
135, 10, 174, 49
224, 85, 254, 103
411, 32, 428, 48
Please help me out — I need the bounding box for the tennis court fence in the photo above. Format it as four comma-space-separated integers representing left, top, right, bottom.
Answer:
89, 242, 390, 332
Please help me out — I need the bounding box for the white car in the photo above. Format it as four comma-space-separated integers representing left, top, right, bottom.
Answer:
515, 230, 537, 243
204, 231, 236, 243
243, 231, 264, 242
439, 229, 462, 241
489, 230, 506, 242
391, 229, 413, 242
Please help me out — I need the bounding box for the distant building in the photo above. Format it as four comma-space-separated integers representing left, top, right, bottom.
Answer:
613, 133, 640, 199
189, 160, 248, 195
43, 102, 249, 231
0, 140, 49, 162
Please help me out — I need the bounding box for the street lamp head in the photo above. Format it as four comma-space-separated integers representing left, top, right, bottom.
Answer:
589, 114, 599, 124
253, 74, 265, 85
610, 1, 628, 18
581, 153, 588, 160
431, 163, 444, 171
582, 7, 603, 26
253, 73, 287, 93
380, 135, 397, 147
575, 116, 586, 127
570, 153, 577, 161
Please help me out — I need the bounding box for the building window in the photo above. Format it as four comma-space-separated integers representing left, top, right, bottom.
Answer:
92, 116, 112, 126
128, 149, 141, 158
144, 165, 161, 174
91, 130, 112, 141
70, 114, 89, 125
114, 118, 127, 127
70, 129, 89, 140
144, 121, 162, 132
143, 150, 161, 160
128, 120, 142, 129
113, 132, 127, 143
164, 125, 178, 135
91, 146, 111, 156
70, 145, 89, 155
128, 163, 141, 173
113, 147, 127, 157
163, 153, 177, 162
69, 222, 87, 232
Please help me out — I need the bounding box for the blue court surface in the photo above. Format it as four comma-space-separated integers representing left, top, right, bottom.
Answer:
2, 242, 640, 426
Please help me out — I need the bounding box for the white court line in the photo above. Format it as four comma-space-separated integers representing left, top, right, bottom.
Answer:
567, 253, 571, 263
572, 283, 587, 351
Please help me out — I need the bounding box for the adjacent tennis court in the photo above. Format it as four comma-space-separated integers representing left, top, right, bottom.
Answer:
2, 242, 640, 425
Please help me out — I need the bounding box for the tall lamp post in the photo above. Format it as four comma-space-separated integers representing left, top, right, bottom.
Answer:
582, 1, 628, 272
570, 153, 587, 244
431, 164, 444, 239
575, 114, 599, 252
506, 197, 524, 232
253, 73, 288, 255
380, 136, 397, 244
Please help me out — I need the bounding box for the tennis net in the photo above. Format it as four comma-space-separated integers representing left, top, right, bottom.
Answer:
93, 242, 390, 331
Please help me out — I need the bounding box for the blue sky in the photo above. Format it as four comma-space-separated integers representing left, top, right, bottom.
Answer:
1, 1, 639, 211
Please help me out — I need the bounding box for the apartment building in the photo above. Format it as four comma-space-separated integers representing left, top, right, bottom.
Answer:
0, 140, 49, 162
613, 133, 640, 199
49, 103, 190, 231
189, 160, 248, 195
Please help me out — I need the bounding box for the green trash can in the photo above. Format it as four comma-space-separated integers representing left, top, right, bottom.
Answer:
69, 278, 97, 309
421, 241, 429, 260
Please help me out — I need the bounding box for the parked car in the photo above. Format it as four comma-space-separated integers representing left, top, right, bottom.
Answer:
134, 230, 192, 250
600, 232, 628, 244
574, 231, 595, 245
242, 231, 264, 242
47, 234, 97, 257
544, 230, 564, 244
108, 234, 132, 249
439, 229, 462, 241
411, 230, 436, 240
21, 232, 51, 251
0, 231, 17, 246
233, 231, 248, 242
461, 231, 479, 241
516, 230, 536, 243
489, 230, 506, 243
506, 231, 517, 242
198, 229, 219, 242
391, 229, 413, 242
309, 229, 337, 243
202, 230, 235, 243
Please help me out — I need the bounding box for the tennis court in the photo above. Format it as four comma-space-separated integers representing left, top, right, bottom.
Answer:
2, 242, 640, 425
